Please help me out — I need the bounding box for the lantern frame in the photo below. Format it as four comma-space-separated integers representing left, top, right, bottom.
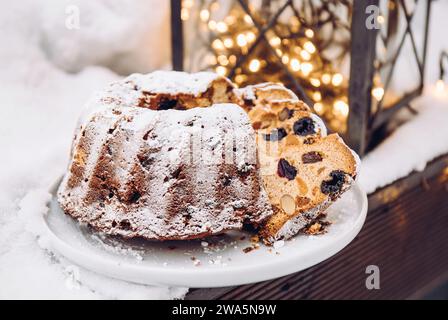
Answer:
170, 0, 432, 155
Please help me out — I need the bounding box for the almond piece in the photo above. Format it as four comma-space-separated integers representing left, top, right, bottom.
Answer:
280, 194, 296, 215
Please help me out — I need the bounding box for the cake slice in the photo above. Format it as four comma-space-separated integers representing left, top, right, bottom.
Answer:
237, 83, 360, 244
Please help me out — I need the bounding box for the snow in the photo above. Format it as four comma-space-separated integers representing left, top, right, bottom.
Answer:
0, 0, 186, 300
358, 85, 448, 194
1, 0, 448, 299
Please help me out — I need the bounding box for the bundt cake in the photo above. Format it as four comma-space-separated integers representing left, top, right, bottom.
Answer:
237, 83, 360, 243
58, 71, 360, 244
58, 71, 272, 240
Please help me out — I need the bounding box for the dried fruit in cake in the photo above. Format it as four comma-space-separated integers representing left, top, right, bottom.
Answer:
302, 151, 324, 164
321, 170, 347, 196
255, 109, 327, 147
277, 158, 297, 180
293, 117, 316, 136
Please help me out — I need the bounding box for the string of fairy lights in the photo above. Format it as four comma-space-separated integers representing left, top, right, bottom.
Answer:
181, 0, 387, 133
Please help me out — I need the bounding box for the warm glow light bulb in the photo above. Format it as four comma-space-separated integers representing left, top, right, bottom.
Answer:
181, 8, 189, 21
372, 87, 384, 101
303, 41, 316, 54
236, 33, 247, 47
200, 9, 210, 22
334, 100, 349, 117
235, 74, 246, 84
305, 29, 314, 38
183, 0, 193, 8
215, 66, 227, 76
332, 73, 343, 86
310, 78, 321, 87
246, 31, 256, 42
270, 37, 281, 46
301, 62, 313, 76
290, 58, 301, 72
217, 55, 228, 66
208, 20, 217, 30
314, 102, 324, 114
300, 50, 311, 60
249, 59, 261, 72
212, 39, 224, 50
313, 91, 322, 101
223, 38, 234, 48
244, 14, 253, 24
216, 22, 228, 33
322, 73, 331, 85
282, 55, 290, 64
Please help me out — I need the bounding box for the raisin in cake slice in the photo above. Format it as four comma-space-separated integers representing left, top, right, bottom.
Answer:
237, 83, 360, 244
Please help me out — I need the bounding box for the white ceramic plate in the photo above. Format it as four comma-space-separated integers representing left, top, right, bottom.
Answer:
42, 177, 367, 288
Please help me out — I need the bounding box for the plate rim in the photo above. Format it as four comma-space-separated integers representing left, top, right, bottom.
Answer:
43, 175, 368, 288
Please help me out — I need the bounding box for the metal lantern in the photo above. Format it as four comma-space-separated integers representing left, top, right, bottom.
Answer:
170, 0, 432, 155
